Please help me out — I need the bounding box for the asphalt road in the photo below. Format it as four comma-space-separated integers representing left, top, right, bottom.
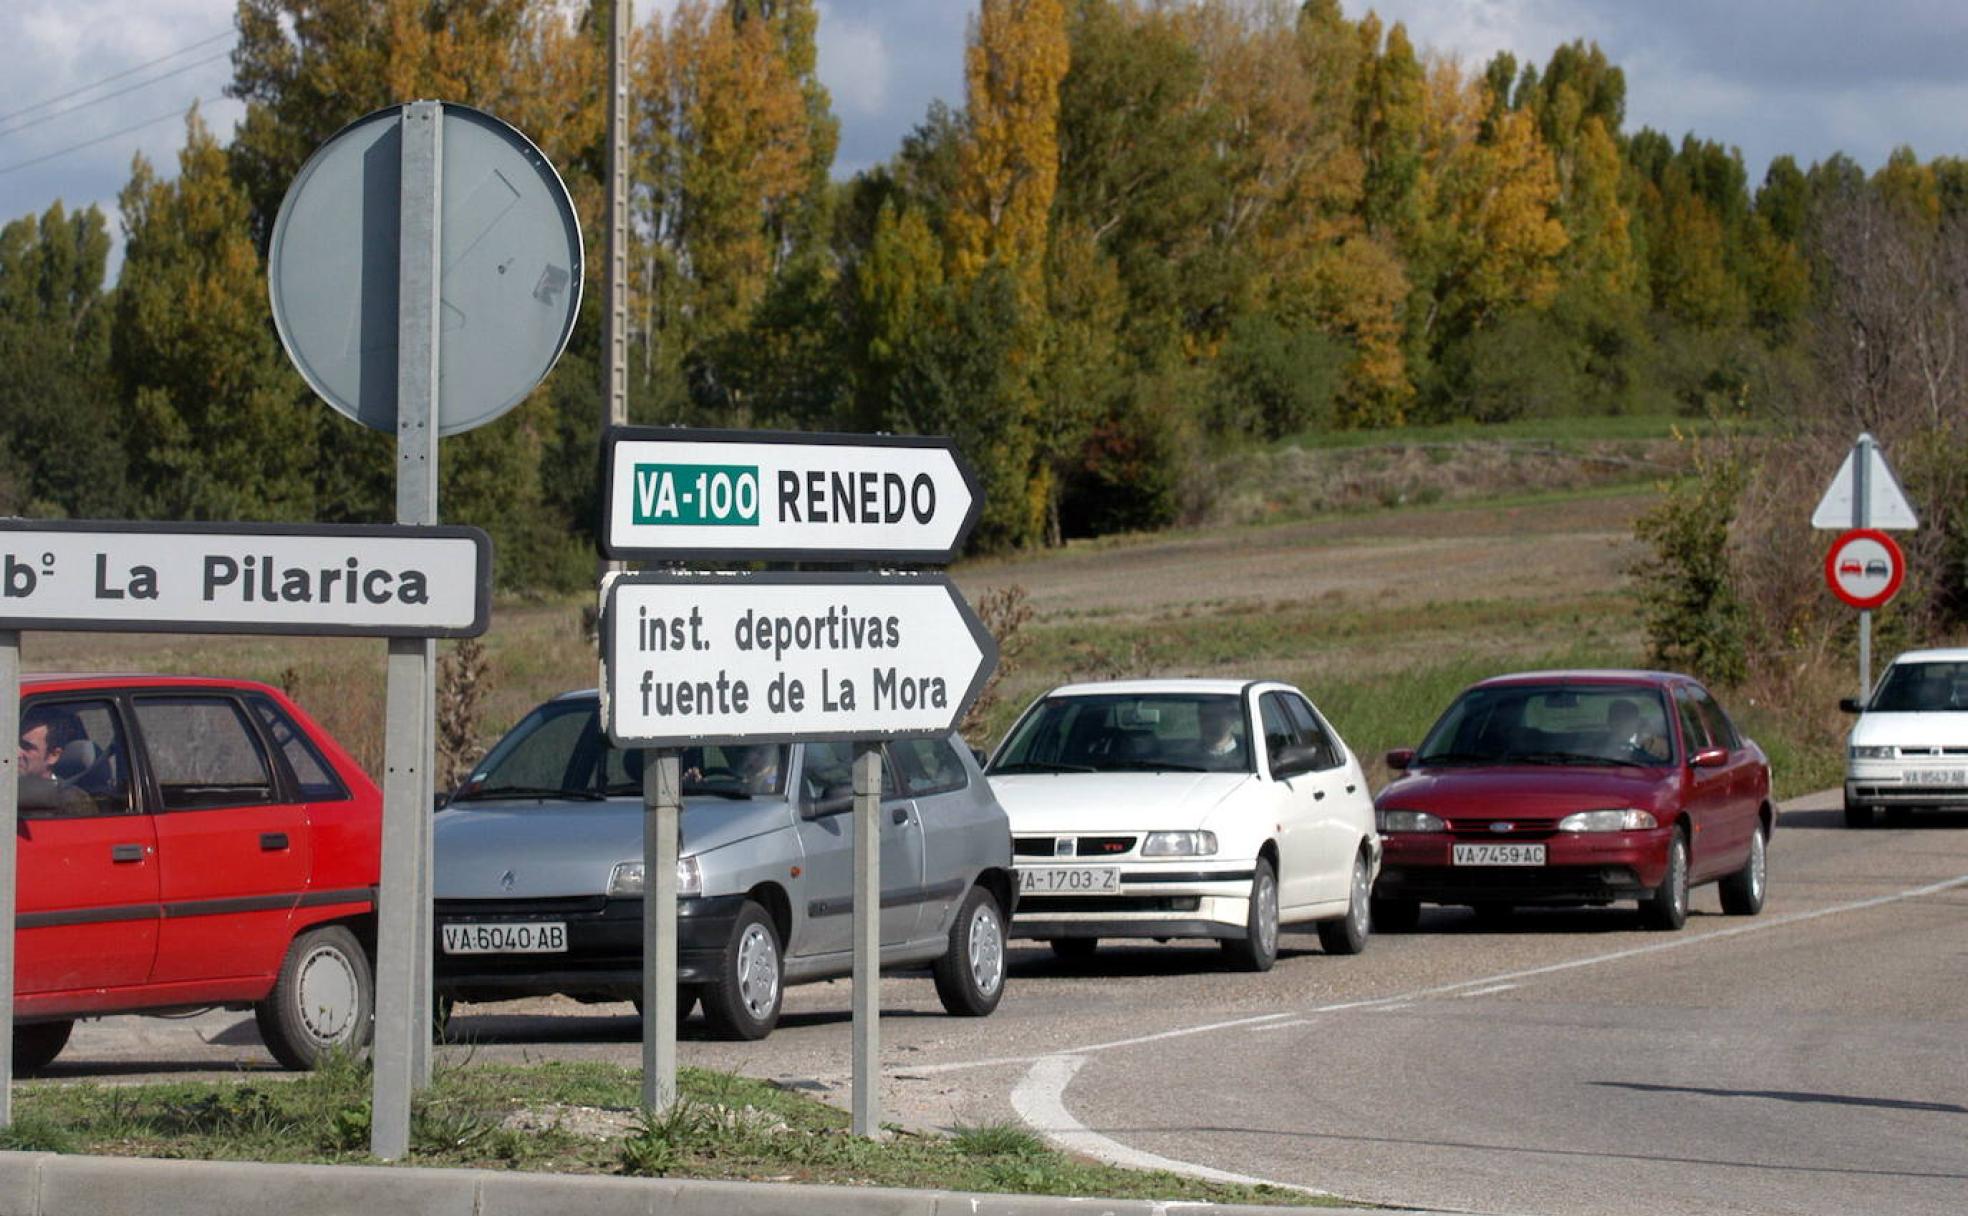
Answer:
43, 791, 1968, 1216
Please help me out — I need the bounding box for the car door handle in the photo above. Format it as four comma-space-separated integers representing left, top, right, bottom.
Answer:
260, 832, 290, 851
891, 806, 910, 825
1313, 789, 1326, 800
111, 843, 146, 863
1345, 783, 1357, 794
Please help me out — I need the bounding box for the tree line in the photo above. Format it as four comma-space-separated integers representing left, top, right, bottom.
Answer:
2, 0, 1964, 598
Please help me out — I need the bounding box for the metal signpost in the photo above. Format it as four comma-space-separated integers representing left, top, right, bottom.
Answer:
1813, 433, 1920, 699
598, 426, 989, 1137
268, 99, 581, 1160
0, 522, 490, 1126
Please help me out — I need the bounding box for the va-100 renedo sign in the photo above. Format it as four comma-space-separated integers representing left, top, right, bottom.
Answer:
0, 521, 490, 636
601, 427, 981, 563
600, 571, 996, 746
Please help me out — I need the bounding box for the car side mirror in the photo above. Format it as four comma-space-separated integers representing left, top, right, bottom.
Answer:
802, 784, 854, 819
1690, 746, 1730, 769
1385, 748, 1415, 771
1272, 743, 1319, 778
1838, 697, 1865, 714
971, 746, 989, 768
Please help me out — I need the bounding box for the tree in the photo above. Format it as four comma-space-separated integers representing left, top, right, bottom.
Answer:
0, 202, 124, 517
114, 111, 318, 521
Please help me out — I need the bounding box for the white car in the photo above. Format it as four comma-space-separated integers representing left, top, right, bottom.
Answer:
985, 679, 1380, 969
1843, 648, 1968, 827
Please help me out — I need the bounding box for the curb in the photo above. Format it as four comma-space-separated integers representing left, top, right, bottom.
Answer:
0, 1152, 1440, 1216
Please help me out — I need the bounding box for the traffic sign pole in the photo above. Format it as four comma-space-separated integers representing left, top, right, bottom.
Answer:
0, 630, 18, 1126
851, 741, 883, 1138
642, 749, 680, 1112
1856, 435, 1871, 699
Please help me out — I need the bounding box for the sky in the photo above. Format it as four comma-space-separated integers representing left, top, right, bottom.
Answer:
2, 0, 1965, 274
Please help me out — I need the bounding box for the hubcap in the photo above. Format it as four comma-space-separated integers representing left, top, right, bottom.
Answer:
1749, 829, 1766, 900
1669, 840, 1688, 916
969, 904, 1004, 996
1349, 856, 1369, 934
1255, 870, 1278, 956
296, 945, 359, 1044
735, 923, 780, 1020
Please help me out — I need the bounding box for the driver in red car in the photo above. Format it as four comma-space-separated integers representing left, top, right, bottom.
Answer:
17, 705, 94, 815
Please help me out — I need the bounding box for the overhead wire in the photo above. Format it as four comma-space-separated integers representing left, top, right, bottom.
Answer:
0, 52, 235, 140
0, 95, 232, 178
0, 29, 233, 128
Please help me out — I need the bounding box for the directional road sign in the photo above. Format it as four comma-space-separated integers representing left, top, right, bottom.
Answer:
599, 570, 997, 746
0, 521, 490, 637
1813, 433, 1918, 531
1825, 528, 1905, 611
601, 427, 982, 563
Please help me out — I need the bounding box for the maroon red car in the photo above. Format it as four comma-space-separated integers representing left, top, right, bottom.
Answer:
1371, 671, 1771, 931
14, 675, 380, 1073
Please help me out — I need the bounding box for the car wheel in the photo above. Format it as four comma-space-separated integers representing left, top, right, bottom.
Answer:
1223, 857, 1279, 972
1718, 822, 1767, 916
1316, 851, 1372, 956
1370, 895, 1421, 933
1470, 902, 1514, 927
13, 1020, 73, 1074
1639, 831, 1690, 931
631, 989, 699, 1023
933, 885, 1007, 1017
255, 924, 374, 1070
700, 901, 783, 1041
1048, 938, 1099, 963
1843, 796, 1873, 828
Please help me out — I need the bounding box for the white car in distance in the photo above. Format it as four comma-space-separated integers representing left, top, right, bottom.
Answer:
1842, 648, 1968, 827
985, 679, 1380, 969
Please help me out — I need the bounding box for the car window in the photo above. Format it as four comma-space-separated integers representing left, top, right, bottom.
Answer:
1417, 684, 1675, 765
247, 695, 350, 802
889, 737, 968, 797
1871, 661, 1968, 712
18, 697, 134, 818
1258, 694, 1297, 767
1674, 688, 1712, 756
134, 696, 279, 811
1283, 694, 1343, 770
991, 693, 1252, 774
468, 700, 595, 794
1690, 687, 1742, 751
800, 740, 897, 804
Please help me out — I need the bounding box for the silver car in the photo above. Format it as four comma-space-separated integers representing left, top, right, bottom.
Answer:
432, 691, 1014, 1039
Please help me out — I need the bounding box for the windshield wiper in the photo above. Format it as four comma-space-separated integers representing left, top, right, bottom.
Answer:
455, 784, 605, 802
989, 761, 1096, 774
1507, 751, 1628, 767
1097, 759, 1210, 773
1413, 751, 1497, 767
601, 781, 756, 800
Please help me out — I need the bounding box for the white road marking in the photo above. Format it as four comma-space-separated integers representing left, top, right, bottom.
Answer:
1007, 1054, 1328, 1196
1248, 1019, 1312, 1032
1457, 983, 1519, 998
971, 869, 1968, 1196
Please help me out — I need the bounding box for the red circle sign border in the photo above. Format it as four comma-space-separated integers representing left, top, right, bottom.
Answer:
1824, 528, 1906, 610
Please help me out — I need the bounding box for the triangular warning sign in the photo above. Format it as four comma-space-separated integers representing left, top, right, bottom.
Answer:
1812, 436, 1919, 530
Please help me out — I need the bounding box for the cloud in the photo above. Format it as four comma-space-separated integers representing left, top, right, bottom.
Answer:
816, 4, 890, 120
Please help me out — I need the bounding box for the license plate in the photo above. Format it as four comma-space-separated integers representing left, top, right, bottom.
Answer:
441, 922, 568, 954
1018, 866, 1120, 894
1452, 843, 1546, 867
1907, 769, 1965, 786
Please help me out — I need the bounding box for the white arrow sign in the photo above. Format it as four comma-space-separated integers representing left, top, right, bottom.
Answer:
600, 571, 997, 746
1812, 433, 1919, 530
0, 521, 490, 636
601, 427, 981, 563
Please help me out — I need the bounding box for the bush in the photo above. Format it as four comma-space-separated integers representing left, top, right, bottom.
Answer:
1630, 440, 1749, 684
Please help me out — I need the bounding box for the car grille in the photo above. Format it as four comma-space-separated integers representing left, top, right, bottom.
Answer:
436, 895, 610, 917
1891, 747, 1968, 756
1447, 821, 1558, 841
1854, 785, 1968, 803
1014, 835, 1138, 858
1018, 895, 1200, 914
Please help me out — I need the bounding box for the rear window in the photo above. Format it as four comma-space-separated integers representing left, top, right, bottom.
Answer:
248, 695, 350, 802
134, 696, 279, 810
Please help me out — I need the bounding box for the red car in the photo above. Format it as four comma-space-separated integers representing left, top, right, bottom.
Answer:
13, 675, 380, 1072
1372, 671, 1771, 931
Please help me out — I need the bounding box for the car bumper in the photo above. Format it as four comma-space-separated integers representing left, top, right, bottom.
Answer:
1376, 828, 1671, 905
1008, 862, 1255, 940
433, 893, 744, 1000
1846, 768, 1968, 809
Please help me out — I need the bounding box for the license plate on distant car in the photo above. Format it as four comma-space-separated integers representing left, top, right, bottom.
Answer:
1452, 843, 1546, 866
1018, 866, 1120, 894
1908, 769, 1965, 786
441, 922, 568, 954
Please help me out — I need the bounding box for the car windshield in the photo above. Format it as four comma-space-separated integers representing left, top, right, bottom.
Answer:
1870, 661, 1968, 713
990, 693, 1251, 775
449, 698, 787, 802
1415, 684, 1676, 767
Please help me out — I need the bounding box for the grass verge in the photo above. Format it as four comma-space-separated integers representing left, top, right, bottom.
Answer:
5, 1057, 1330, 1206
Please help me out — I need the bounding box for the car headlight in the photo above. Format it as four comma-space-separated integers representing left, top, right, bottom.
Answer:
1377, 809, 1446, 833
1848, 745, 1895, 760
1557, 808, 1658, 832
1142, 830, 1218, 857
608, 857, 702, 898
